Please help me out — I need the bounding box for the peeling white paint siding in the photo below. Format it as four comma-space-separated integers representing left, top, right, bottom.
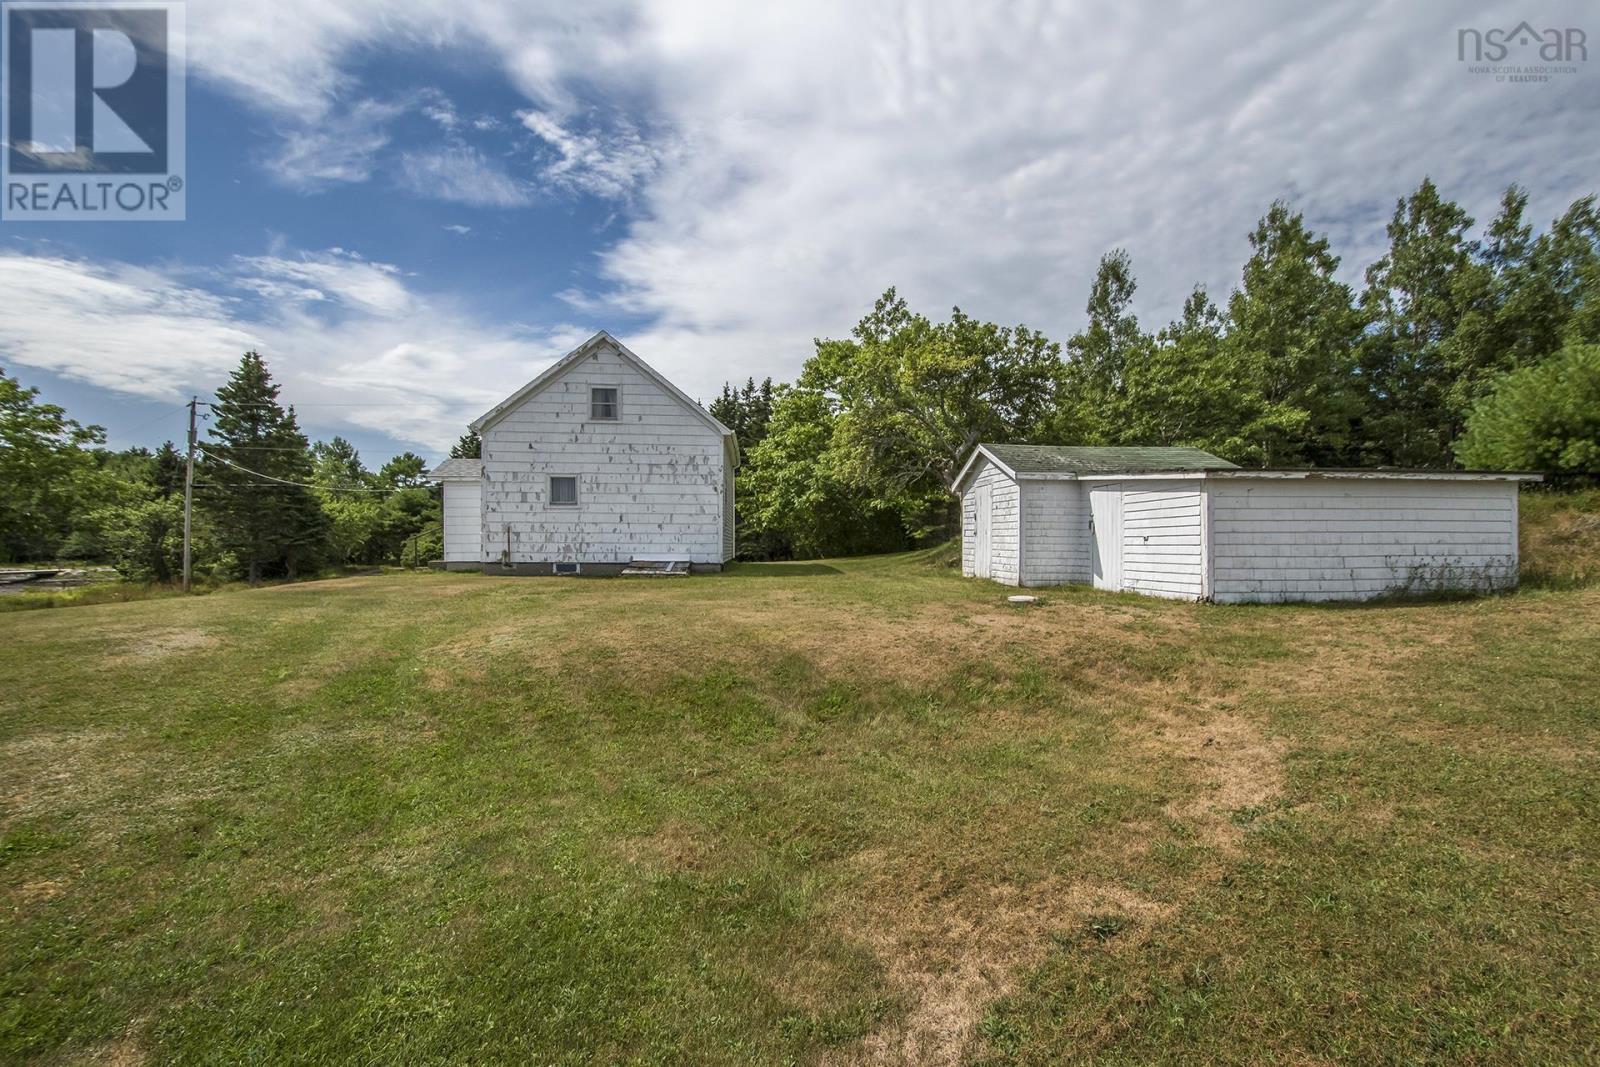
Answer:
480, 345, 727, 564
1021, 481, 1089, 586
441, 481, 482, 562
1119, 481, 1205, 600
1208, 478, 1520, 603
960, 458, 1020, 584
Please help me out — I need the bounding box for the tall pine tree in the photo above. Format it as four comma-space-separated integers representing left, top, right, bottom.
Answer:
1359, 178, 1483, 466
1223, 202, 1363, 466
203, 352, 328, 583
1050, 249, 1149, 444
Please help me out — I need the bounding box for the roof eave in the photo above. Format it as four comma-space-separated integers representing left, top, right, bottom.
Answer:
951, 444, 1019, 491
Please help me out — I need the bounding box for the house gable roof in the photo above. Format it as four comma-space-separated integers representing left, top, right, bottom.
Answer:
469, 331, 738, 461
427, 458, 483, 481
953, 444, 1235, 490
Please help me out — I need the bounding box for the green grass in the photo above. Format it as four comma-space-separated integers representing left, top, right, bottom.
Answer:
3, 539, 1599, 1064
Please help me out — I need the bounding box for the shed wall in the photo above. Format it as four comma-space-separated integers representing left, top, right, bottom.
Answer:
441, 481, 482, 562
960, 458, 1021, 584
1118, 481, 1205, 599
1021, 481, 1089, 586
1208, 478, 1519, 603
480, 344, 727, 564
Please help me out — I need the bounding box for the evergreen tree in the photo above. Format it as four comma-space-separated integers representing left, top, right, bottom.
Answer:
449, 430, 481, 459
1222, 202, 1363, 466
1051, 250, 1149, 443
203, 351, 329, 583
378, 452, 429, 489
311, 437, 369, 489
152, 441, 184, 499
1359, 178, 1483, 466
709, 377, 776, 454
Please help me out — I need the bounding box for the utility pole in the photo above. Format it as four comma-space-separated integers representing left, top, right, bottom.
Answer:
182, 397, 197, 593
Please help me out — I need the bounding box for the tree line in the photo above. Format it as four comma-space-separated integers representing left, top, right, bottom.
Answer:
6, 176, 1596, 573
713, 178, 1600, 559
1, 352, 443, 578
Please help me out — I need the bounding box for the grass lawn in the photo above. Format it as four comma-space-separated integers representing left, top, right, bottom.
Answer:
3, 537, 1598, 1063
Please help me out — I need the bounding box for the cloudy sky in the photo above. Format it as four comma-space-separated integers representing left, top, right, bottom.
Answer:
4, 0, 1597, 464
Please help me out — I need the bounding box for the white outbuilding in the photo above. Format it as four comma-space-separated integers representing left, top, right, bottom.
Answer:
953, 444, 1540, 603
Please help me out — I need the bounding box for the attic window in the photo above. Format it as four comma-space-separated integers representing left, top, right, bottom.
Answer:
549, 476, 578, 506
590, 387, 619, 420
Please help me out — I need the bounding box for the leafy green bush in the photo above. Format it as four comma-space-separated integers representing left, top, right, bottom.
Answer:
1457, 344, 1600, 472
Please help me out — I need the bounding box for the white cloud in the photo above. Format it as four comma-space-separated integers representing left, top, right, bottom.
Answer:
233, 249, 414, 316
517, 109, 660, 199
0, 250, 585, 453
266, 98, 404, 189
173, 0, 1600, 407
396, 147, 532, 207
442, 223, 473, 235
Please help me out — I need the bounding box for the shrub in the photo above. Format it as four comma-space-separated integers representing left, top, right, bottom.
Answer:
1456, 344, 1600, 473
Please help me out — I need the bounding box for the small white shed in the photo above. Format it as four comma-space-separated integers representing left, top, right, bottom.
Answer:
428, 457, 483, 564
953, 444, 1540, 603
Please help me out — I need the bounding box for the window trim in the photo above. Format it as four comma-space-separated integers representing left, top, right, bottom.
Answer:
589, 384, 621, 421
548, 474, 579, 507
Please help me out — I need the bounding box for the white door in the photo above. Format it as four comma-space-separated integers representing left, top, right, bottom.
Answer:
1090, 484, 1122, 591
973, 485, 992, 579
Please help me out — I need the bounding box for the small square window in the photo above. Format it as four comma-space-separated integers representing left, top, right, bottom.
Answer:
591, 387, 619, 420
550, 476, 578, 506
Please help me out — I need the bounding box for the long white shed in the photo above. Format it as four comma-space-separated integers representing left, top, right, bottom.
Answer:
954, 444, 1540, 603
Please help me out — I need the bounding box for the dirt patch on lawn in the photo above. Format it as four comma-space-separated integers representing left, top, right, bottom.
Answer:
832, 858, 1173, 1066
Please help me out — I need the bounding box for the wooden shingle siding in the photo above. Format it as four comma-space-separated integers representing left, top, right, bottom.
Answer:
1119, 481, 1204, 599
960, 458, 1021, 584
481, 344, 727, 564
1021, 481, 1088, 586
1208, 479, 1519, 603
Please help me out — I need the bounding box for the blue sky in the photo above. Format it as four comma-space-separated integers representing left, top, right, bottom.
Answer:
3, 0, 1598, 467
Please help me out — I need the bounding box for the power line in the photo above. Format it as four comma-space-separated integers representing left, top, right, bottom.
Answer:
198, 449, 419, 492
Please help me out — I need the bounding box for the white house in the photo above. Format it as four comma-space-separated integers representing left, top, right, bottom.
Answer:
429, 331, 738, 574
954, 444, 1540, 603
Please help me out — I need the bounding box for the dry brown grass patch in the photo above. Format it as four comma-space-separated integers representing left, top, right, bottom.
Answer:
0, 727, 132, 824
1144, 708, 1286, 852
617, 819, 715, 874
831, 851, 1174, 1066
103, 627, 220, 665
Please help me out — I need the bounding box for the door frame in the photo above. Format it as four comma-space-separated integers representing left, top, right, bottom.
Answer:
973, 484, 993, 579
